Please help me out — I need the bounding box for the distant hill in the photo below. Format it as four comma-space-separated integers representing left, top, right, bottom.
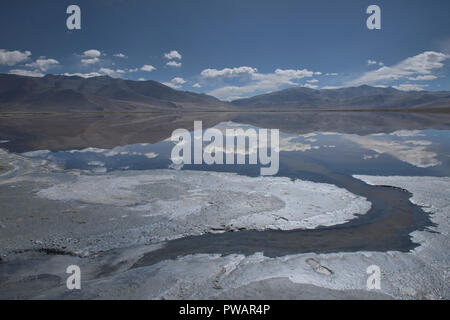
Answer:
1, 74, 449, 112
232, 85, 450, 111
0, 74, 232, 112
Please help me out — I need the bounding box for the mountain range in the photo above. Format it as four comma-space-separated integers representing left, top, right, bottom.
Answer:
232, 85, 450, 111
0, 74, 231, 112
0, 73, 449, 112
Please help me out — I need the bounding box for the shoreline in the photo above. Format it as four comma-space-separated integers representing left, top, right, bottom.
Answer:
0, 149, 448, 299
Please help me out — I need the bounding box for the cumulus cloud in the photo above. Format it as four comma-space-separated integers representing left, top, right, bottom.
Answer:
349, 51, 449, 86
192, 83, 201, 88
164, 50, 182, 60
207, 67, 320, 100
25, 58, 59, 71
83, 49, 101, 58
302, 83, 318, 89
81, 49, 102, 64
0, 49, 31, 66
269, 69, 320, 79
171, 77, 186, 84
63, 72, 103, 78
367, 59, 384, 66
9, 69, 44, 77
64, 67, 135, 79
166, 61, 182, 67
201, 66, 258, 78
163, 77, 186, 89
98, 67, 126, 78
113, 53, 127, 58
141, 65, 156, 72
81, 58, 99, 65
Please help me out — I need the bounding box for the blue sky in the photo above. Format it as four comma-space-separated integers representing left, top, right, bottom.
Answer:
1, 0, 450, 100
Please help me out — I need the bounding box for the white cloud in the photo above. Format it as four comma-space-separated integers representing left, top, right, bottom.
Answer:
208, 85, 259, 101
345, 133, 440, 168
390, 130, 425, 137
83, 49, 101, 58
98, 67, 125, 78
63, 67, 136, 79
164, 50, 182, 60
141, 65, 156, 72
407, 75, 437, 81
163, 77, 186, 89
207, 67, 319, 100
367, 59, 384, 66
81, 49, 102, 64
321, 85, 342, 89
9, 69, 44, 77
81, 57, 99, 64
261, 69, 317, 83
201, 66, 258, 78
302, 83, 318, 89
0, 49, 31, 66
144, 152, 159, 159
392, 84, 428, 91
268, 69, 319, 79
25, 58, 59, 71
138, 78, 146, 81
349, 51, 449, 86
113, 53, 127, 58
63, 72, 102, 78
307, 79, 319, 83
171, 77, 186, 84
192, 83, 201, 88
98, 68, 116, 75
325, 73, 338, 76
166, 61, 182, 67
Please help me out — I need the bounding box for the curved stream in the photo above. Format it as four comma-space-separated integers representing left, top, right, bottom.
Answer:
132, 160, 434, 268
